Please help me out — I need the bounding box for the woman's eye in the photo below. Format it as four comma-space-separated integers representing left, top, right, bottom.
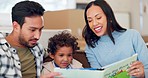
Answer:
88, 20, 92, 22
97, 17, 101, 20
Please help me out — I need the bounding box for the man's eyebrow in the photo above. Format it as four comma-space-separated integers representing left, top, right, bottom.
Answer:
29, 26, 44, 29
29, 27, 38, 29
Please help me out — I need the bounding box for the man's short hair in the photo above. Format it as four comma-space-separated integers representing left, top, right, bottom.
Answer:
12, 1, 45, 27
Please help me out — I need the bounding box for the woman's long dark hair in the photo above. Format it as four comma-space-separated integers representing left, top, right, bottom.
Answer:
82, 0, 126, 48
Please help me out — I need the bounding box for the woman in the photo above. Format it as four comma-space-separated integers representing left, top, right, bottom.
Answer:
82, 0, 148, 78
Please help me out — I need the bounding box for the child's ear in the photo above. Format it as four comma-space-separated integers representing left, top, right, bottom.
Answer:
49, 53, 54, 59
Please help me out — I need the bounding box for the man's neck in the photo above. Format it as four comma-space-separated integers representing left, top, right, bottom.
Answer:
5, 34, 25, 48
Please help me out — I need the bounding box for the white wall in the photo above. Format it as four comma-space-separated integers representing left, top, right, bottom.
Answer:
142, 0, 148, 35
29, 0, 76, 11
106, 0, 131, 12
130, 0, 140, 33
107, 0, 148, 36
130, 0, 148, 36
0, 13, 11, 27
106, 0, 131, 29
1, 0, 148, 36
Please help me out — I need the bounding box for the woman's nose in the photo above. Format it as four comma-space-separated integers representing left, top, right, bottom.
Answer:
93, 20, 98, 26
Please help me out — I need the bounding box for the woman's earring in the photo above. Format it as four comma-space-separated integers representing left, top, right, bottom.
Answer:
110, 20, 112, 23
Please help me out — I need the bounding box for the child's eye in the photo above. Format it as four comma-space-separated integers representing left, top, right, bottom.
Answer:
59, 54, 64, 57
68, 54, 72, 57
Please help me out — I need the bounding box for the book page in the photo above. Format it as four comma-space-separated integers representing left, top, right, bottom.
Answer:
103, 54, 138, 78
54, 54, 138, 78
54, 68, 104, 78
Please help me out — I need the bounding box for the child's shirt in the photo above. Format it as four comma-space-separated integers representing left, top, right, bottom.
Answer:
42, 59, 83, 74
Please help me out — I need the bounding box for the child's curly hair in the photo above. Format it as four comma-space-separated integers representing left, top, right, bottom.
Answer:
47, 30, 78, 55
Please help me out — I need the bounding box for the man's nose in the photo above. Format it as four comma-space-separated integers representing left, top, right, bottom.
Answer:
34, 31, 41, 39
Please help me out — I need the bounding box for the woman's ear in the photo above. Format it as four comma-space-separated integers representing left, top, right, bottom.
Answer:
49, 53, 54, 59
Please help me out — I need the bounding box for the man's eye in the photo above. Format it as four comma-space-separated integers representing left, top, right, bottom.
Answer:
39, 29, 42, 32
30, 29, 35, 31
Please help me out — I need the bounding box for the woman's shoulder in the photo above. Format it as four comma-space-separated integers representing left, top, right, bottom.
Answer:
126, 29, 140, 34
121, 29, 142, 40
121, 29, 140, 37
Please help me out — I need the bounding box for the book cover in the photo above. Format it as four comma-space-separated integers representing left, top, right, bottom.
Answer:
54, 54, 138, 78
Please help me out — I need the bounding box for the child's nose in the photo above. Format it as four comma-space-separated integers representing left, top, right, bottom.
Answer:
63, 56, 68, 61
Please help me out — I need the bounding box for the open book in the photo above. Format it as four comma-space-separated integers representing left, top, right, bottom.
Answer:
54, 54, 138, 78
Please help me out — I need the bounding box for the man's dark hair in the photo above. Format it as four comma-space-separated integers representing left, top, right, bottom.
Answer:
12, 1, 45, 27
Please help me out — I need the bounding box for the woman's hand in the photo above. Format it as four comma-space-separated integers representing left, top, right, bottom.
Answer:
40, 72, 63, 78
128, 61, 145, 78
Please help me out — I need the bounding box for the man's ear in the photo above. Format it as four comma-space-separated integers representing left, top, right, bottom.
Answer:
49, 53, 54, 59
12, 21, 20, 30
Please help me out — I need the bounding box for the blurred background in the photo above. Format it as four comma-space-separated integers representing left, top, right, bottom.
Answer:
0, 0, 148, 50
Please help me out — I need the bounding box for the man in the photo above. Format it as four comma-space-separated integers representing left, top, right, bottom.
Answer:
0, 1, 60, 78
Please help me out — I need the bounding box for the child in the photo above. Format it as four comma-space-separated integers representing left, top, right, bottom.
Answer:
42, 31, 83, 74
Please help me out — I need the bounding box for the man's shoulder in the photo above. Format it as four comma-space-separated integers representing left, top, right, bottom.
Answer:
0, 33, 4, 37
0, 33, 10, 48
0, 33, 5, 40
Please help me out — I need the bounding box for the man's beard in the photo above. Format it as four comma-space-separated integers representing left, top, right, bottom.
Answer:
19, 36, 36, 48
